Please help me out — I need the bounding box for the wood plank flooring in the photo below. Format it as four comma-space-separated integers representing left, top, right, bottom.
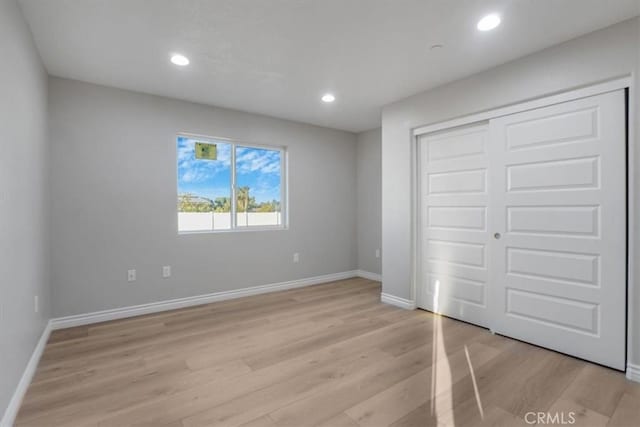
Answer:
15, 278, 640, 426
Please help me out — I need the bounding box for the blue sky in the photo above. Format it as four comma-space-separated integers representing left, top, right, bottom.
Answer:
177, 136, 281, 203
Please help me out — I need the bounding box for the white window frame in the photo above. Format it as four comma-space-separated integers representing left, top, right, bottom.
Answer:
177, 133, 288, 234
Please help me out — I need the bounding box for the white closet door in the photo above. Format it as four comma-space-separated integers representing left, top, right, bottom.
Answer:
418, 124, 491, 328
488, 90, 626, 369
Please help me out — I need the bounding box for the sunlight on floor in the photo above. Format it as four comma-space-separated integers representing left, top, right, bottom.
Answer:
464, 344, 484, 419
430, 280, 485, 425
430, 280, 453, 422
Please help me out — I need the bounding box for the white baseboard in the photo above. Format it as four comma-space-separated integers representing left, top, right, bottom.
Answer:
627, 363, 640, 383
355, 270, 382, 281
50, 270, 360, 330
1, 322, 51, 427
381, 292, 416, 310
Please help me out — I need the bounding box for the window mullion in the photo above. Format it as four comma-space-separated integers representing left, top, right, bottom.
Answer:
280, 149, 286, 226
231, 143, 237, 229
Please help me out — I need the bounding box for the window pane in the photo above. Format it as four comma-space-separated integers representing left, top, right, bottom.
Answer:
235, 146, 282, 227
177, 136, 232, 232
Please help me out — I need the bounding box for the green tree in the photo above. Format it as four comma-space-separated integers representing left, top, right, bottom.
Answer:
236, 187, 250, 212
213, 197, 231, 213
178, 193, 196, 212
256, 199, 280, 212
178, 193, 213, 212
257, 203, 272, 213
236, 186, 253, 223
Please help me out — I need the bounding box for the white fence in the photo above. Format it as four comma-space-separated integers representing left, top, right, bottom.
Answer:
179, 212, 282, 231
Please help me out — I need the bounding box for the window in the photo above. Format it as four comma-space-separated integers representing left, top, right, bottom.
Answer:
177, 134, 286, 233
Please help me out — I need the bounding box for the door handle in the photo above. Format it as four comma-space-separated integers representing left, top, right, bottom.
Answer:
494, 232, 502, 240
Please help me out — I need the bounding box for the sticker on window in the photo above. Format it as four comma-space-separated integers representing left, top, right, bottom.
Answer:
195, 142, 217, 160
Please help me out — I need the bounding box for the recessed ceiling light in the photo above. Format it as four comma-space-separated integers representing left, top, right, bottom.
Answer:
430, 44, 444, 51
321, 93, 336, 103
477, 14, 501, 31
170, 54, 190, 66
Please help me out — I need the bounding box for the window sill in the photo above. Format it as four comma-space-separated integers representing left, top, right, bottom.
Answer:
178, 226, 289, 235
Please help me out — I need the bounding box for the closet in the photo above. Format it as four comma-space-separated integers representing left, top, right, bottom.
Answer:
416, 89, 626, 370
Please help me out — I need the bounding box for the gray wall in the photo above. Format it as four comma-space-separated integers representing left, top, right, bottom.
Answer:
381, 17, 640, 365
49, 77, 358, 317
356, 128, 381, 275
0, 0, 51, 420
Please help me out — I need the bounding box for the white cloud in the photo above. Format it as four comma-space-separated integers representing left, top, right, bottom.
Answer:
178, 138, 231, 184
177, 138, 281, 186
236, 147, 280, 175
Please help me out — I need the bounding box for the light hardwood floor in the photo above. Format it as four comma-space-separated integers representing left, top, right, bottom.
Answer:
15, 278, 640, 427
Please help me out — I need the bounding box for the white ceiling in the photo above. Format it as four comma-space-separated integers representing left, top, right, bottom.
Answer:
19, 0, 640, 132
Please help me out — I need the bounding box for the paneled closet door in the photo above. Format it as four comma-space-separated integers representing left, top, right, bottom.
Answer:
418, 124, 491, 328
488, 90, 626, 370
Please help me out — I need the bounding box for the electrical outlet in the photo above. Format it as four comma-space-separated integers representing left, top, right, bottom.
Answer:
34, 295, 39, 313
162, 265, 171, 278
293, 253, 299, 263
128, 269, 136, 282
375, 249, 381, 258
